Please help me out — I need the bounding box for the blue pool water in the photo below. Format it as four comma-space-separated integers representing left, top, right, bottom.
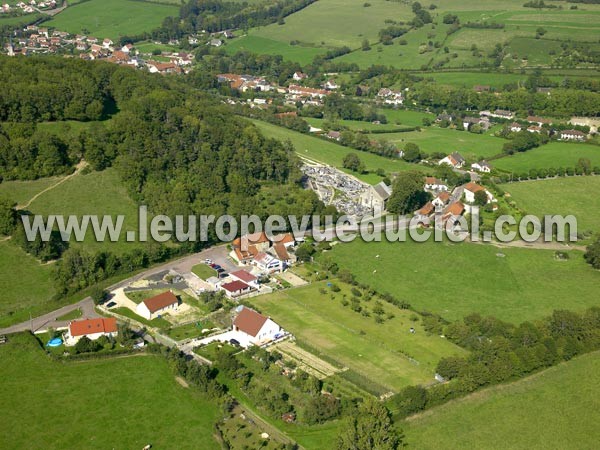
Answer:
47, 337, 63, 347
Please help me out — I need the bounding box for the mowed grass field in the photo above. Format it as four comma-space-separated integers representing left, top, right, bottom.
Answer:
46, 0, 179, 40
0, 333, 220, 449
250, 281, 467, 393
329, 240, 600, 324
505, 176, 600, 232
404, 351, 600, 449
493, 142, 600, 172
249, 0, 413, 49
251, 120, 424, 183
379, 127, 504, 160
0, 240, 56, 328
225, 35, 324, 64
21, 168, 144, 254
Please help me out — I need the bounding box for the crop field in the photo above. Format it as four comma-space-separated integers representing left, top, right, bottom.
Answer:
225, 35, 324, 64
378, 127, 505, 160
404, 351, 600, 449
492, 142, 600, 173
249, 281, 467, 394
329, 240, 600, 324
46, 0, 179, 40
505, 176, 600, 233
0, 333, 220, 449
251, 119, 425, 183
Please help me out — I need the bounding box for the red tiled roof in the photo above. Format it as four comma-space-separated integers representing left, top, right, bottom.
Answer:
445, 201, 465, 217
233, 232, 269, 248
417, 201, 434, 215
464, 182, 485, 193
230, 269, 257, 283
142, 291, 178, 313
273, 243, 289, 261
69, 318, 117, 337
233, 307, 268, 337
222, 280, 251, 293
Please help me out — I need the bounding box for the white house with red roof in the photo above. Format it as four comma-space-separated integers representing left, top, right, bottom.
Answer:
232, 307, 282, 346
229, 269, 259, 288
220, 280, 254, 298
65, 318, 118, 345
136, 291, 179, 320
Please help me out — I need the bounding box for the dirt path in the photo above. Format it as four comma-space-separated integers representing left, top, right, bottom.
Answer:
468, 237, 586, 252
17, 160, 87, 210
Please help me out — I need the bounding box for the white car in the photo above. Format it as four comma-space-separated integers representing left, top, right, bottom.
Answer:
204, 258, 212, 264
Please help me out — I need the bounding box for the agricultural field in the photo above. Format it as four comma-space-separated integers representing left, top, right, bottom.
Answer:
0, 333, 220, 449
225, 35, 324, 65
329, 240, 600, 324
46, 0, 179, 41
404, 351, 600, 449
492, 142, 600, 173
249, 281, 467, 394
505, 176, 600, 233
378, 126, 505, 160
251, 120, 424, 183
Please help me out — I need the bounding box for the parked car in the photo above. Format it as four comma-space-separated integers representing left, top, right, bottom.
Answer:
229, 338, 240, 346
213, 264, 222, 270
204, 259, 212, 264
106, 301, 116, 308
218, 272, 228, 278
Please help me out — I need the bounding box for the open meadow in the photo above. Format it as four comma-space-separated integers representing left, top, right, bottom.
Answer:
225, 35, 324, 65
404, 351, 600, 449
493, 142, 600, 173
0, 333, 220, 449
46, 0, 179, 40
249, 281, 467, 394
328, 240, 600, 324
505, 176, 600, 233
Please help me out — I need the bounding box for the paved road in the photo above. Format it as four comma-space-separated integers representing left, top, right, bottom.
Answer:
0, 297, 100, 335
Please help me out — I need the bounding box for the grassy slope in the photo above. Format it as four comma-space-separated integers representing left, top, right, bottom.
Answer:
225, 35, 324, 64
0, 240, 56, 321
251, 119, 424, 183
329, 240, 600, 324
46, 0, 179, 40
250, 281, 466, 393
493, 142, 600, 172
404, 351, 600, 449
505, 176, 600, 232
379, 127, 505, 159
0, 333, 220, 449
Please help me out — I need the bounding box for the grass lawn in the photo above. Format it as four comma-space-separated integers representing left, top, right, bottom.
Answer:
251, 119, 424, 183
493, 142, 600, 173
0, 240, 56, 326
379, 109, 433, 128
0, 176, 63, 206
304, 117, 412, 133
0, 332, 220, 449
192, 263, 216, 280
112, 306, 171, 329
165, 319, 216, 341
379, 127, 505, 160
505, 176, 600, 233
46, 0, 179, 41
329, 240, 600, 324
225, 35, 325, 64
249, 281, 466, 394
403, 351, 600, 449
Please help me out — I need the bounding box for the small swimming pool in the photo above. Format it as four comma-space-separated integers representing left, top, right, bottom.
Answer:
47, 337, 63, 347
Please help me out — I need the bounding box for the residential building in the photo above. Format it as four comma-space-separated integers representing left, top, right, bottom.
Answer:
66, 318, 118, 345
221, 280, 254, 298
136, 291, 179, 320
424, 176, 448, 192
471, 160, 492, 173
509, 122, 522, 133
360, 181, 392, 211
232, 307, 283, 346
463, 182, 494, 204
229, 269, 259, 288
439, 152, 465, 169
559, 129, 586, 141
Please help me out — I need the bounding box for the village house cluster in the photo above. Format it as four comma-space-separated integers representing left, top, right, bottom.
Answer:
4, 25, 194, 74
1, 0, 56, 15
